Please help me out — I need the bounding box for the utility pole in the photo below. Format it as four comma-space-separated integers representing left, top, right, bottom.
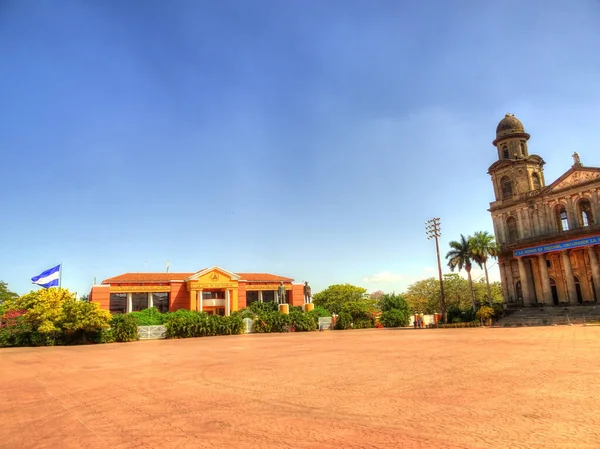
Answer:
426, 218, 447, 324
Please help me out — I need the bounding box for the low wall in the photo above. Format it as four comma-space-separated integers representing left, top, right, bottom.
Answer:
138, 325, 167, 340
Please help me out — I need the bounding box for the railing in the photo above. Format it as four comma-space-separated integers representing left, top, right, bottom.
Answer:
502, 223, 600, 251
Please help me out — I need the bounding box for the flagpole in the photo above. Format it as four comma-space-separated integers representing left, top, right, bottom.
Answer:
59, 262, 62, 289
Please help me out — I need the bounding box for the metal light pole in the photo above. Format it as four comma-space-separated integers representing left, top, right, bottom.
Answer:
426, 218, 447, 324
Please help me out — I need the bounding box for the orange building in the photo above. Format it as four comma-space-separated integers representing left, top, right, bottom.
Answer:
89, 266, 306, 315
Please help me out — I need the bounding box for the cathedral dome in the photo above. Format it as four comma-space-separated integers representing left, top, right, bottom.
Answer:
493, 113, 530, 145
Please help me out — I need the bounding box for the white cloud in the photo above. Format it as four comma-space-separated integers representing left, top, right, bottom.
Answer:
363, 271, 404, 283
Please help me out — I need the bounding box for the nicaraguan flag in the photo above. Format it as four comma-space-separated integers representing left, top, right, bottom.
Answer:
31, 264, 61, 288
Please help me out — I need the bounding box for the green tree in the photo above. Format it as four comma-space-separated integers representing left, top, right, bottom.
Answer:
1, 287, 112, 346
379, 293, 410, 327
369, 290, 385, 301
379, 292, 409, 313
313, 284, 369, 314
404, 277, 441, 314
446, 234, 477, 312
470, 231, 499, 306
0, 281, 18, 306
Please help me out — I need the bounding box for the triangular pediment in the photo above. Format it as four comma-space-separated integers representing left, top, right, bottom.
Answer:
545, 166, 600, 193
187, 266, 241, 282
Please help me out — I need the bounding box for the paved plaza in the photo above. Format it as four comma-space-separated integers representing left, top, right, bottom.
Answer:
1, 326, 599, 448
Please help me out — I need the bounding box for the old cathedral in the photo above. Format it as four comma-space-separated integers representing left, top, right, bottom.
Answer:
488, 114, 600, 307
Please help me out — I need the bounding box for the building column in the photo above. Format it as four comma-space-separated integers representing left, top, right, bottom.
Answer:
591, 191, 600, 221
258, 291, 263, 302
126, 293, 132, 313
517, 257, 533, 305
561, 250, 578, 304
225, 290, 231, 316
148, 292, 153, 309
198, 290, 203, 312
587, 246, 600, 301
505, 261, 515, 303
566, 197, 578, 230
537, 254, 552, 305
498, 263, 509, 304
189, 288, 195, 311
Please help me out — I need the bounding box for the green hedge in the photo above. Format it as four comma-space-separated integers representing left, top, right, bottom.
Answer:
380, 309, 409, 328
129, 307, 167, 326
109, 314, 140, 342
164, 310, 243, 338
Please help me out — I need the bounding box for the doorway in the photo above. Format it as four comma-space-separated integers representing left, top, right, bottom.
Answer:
550, 278, 559, 305
574, 276, 583, 304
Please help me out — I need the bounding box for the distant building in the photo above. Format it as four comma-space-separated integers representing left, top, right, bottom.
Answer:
488, 114, 600, 307
90, 266, 306, 315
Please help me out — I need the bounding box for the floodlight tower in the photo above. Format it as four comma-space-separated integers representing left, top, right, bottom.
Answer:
426, 218, 447, 324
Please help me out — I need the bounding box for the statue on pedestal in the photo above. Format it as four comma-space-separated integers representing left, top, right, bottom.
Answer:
304, 281, 312, 304
572, 151, 581, 166
277, 281, 287, 305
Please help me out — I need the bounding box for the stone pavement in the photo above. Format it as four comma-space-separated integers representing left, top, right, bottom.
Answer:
1, 326, 599, 448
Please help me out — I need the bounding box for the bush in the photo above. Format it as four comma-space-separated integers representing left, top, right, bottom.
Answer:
164, 310, 244, 338
289, 310, 317, 332
249, 301, 279, 315
476, 306, 495, 322
110, 314, 139, 342
334, 311, 353, 330
0, 288, 112, 347
333, 300, 377, 330
254, 311, 291, 333
311, 305, 331, 317
129, 307, 167, 326
380, 309, 409, 328
447, 305, 476, 323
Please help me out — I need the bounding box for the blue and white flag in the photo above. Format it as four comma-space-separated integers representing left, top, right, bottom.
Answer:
31, 264, 61, 288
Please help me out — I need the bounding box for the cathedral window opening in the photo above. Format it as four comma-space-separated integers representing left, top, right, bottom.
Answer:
555, 205, 569, 231
502, 146, 509, 159
578, 199, 593, 227
506, 216, 519, 243
501, 176, 513, 199
532, 172, 541, 191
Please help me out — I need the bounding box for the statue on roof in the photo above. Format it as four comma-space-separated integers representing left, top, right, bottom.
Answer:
572, 151, 581, 166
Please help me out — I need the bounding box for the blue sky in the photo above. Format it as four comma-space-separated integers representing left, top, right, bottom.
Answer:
1, 0, 600, 297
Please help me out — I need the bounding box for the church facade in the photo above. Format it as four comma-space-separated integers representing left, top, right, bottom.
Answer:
488, 114, 600, 307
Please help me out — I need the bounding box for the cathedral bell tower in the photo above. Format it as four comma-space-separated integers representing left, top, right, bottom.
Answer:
488, 114, 546, 201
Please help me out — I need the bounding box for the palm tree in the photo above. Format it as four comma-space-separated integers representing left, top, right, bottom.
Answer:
446, 234, 477, 312
470, 231, 499, 307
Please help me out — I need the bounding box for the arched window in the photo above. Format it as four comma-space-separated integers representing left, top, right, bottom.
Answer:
578, 198, 594, 227
501, 176, 513, 199
555, 205, 569, 231
506, 216, 519, 243
502, 146, 509, 159
520, 142, 526, 156
532, 172, 541, 191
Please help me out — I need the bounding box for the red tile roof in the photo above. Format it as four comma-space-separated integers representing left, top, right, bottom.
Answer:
102, 271, 294, 284
236, 273, 294, 282
102, 273, 193, 284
